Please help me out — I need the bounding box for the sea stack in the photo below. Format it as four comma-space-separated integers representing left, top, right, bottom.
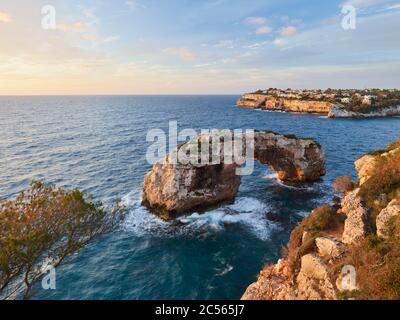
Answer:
142, 130, 325, 219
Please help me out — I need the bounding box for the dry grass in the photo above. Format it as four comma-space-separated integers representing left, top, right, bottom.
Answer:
285, 205, 345, 279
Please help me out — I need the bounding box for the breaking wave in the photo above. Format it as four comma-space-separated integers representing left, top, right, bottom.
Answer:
121, 191, 279, 241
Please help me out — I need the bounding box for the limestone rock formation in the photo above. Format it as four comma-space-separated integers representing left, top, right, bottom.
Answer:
341, 189, 370, 245
237, 93, 400, 118
355, 154, 377, 185
142, 130, 325, 218
376, 199, 400, 239
241, 259, 293, 300
237, 94, 334, 114
328, 105, 400, 118
241, 138, 400, 300
253, 131, 326, 182
315, 237, 344, 260
142, 155, 241, 219
296, 254, 336, 300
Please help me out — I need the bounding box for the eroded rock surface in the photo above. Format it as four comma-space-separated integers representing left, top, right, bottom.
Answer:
341, 189, 370, 245
296, 254, 336, 300
376, 199, 400, 239
142, 130, 325, 218
315, 237, 344, 260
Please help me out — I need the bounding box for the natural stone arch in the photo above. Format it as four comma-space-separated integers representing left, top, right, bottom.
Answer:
142, 130, 325, 219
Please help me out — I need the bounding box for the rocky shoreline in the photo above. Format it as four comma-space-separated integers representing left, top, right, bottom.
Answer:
142, 130, 325, 219
237, 93, 400, 118
242, 139, 400, 300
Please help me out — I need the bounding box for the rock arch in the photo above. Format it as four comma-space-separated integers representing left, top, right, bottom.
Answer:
142, 130, 325, 219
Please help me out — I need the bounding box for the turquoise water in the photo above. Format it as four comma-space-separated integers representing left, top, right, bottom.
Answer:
0, 95, 399, 299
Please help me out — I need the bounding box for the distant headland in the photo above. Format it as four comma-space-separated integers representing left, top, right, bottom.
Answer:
237, 88, 400, 118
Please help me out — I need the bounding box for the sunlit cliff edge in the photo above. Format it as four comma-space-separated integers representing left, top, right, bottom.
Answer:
242, 139, 400, 300
237, 89, 400, 118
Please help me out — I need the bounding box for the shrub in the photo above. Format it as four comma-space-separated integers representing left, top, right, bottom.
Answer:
286, 205, 345, 278
332, 176, 354, 195
0, 181, 124, 299
359, 147, 400, 219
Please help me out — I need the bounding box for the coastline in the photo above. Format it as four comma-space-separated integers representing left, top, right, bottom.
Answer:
237, 91, 400, 119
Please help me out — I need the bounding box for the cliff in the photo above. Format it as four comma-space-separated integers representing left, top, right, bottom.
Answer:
237, 94, 334, 114
142, 130, 325, 219
328, 105, 400, 118
242, 139, 400, 300
237, 93, 400, 118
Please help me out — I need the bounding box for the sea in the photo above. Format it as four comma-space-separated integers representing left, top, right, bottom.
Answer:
0, 95, 399, 299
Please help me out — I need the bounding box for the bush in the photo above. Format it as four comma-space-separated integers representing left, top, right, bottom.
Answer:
286, 205, 345, 278
332, 176, 354, 195
359, 147, 400, 219
0, 181, 123, 299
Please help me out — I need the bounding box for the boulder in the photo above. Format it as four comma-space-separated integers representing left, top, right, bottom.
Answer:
341, 189, 370, 245
315, 237, 344, 260
376, 199, 400, 239
355, 154, 376, 186
253, 131, 326, 182
142, 155, 240, 220
296, 254, 336, 300
241, 260, 294, 300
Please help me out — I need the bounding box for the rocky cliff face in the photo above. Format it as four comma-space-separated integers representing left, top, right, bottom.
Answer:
237, 94, 333, 114
237, 93, 400, 118
242, 140, 400, 300
328, 105, 400, 118
142, 131, 325, 219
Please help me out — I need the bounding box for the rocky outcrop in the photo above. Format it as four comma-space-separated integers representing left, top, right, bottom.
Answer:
376, 199, 400, 239
355, 154, 377, 186
341, 189, 370, 245
315, 237, 344, 260
237, 94, 334, 114
242, 254, 337, 300
142, 130, 325, 218
237, 93, 400, 118
241, 259, 293, 300
142, 156, 241, 220
242, 139, 400, 300
253, 131, 326, 182
265, 97, 333, 114
296, 254, 336, 300
328, 105, 400, 118
236, 94, 266, 108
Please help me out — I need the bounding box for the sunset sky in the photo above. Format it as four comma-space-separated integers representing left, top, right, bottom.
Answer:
0, 0, 399, 95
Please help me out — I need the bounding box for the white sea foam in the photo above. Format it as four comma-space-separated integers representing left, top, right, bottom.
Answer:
122, 191, 278, 241
179, 197, 279, 241
263, 171, 316, 191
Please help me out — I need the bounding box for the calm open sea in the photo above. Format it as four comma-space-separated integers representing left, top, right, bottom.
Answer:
1, 95, 399, 299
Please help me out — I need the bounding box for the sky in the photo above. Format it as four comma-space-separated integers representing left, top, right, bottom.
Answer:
0, 0, 399, 95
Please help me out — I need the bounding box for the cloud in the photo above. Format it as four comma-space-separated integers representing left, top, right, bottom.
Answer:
341, 0, 386, 8
280, 26, 298, 36
244, 16, 272, 35
126, 1, 137, 10
382, 3, 400, 11
163, 47, 196, 61
244, 16, 267, 26
125, 1, 146, 11
256, 26, 272, 34
204, 0, 225, 9
0, 11, 12, 23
